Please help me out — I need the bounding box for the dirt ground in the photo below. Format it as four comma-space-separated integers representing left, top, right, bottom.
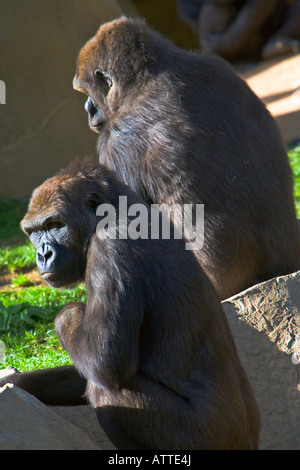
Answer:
240, 53, 300, 144
0, 268, 44, 292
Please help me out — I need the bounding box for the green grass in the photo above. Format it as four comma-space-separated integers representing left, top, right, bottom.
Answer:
11, 274, 33, 288
0, 285, 86, 370
0, 199, 28, 245
0, 198, 87, 371
288, 145, 300, 218
0, 244, 36, 273
0, 143, 300, 372
0, 198, 36, 275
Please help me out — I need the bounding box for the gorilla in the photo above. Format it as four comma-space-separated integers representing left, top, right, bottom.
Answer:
177, 0, 300, 61
73, 17, 300, 300
1, 159, 260, 450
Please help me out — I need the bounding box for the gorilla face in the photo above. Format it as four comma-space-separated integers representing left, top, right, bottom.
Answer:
73, 66, 112, 134
72, 17, 153, 135
22, 218, 83, 288
21, 163, 108, 287
84, 96, 106, 134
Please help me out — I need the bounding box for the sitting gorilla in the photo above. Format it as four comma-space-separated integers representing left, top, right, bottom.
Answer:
73, 17, 300, 301
177, 0, 300, 60
8, 159, 260, 450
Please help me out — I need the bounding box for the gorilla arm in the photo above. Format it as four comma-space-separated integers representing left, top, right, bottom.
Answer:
55, 236, 145, 391
0, 365, 87, 406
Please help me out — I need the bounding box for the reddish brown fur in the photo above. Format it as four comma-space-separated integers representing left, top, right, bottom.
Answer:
23, 175, 75, 220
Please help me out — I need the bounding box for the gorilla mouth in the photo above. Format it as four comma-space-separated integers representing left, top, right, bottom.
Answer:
41, 272, 54, 279
88, 118, 105, 134
41, 272, 72, 288
40, 264, 83, 288
85, 97, 106, 134
41, 272, 62, 286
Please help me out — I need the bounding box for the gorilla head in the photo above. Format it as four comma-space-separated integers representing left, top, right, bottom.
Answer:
21, 161, 108, 287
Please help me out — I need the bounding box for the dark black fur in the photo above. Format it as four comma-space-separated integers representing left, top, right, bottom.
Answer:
73, 17, 300, 300
2, 160, 260, 450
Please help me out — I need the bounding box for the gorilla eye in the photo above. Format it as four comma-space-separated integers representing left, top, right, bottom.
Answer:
27, 227, 40, 235
94, 69, 112, 88
47, 221, 64, 231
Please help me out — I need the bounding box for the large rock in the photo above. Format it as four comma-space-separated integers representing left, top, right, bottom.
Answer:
50, 404, 116, 450
223, 270, 300, 450
1, 272, 299, 449
0, 384, 113, 450
0, 0, 137, 199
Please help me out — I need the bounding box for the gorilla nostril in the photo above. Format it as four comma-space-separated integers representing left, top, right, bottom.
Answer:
44, 250, 53, 262
85, 97, 96, 116
37, 248, 53, 264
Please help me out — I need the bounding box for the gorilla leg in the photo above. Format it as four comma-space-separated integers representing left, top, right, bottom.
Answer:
88, 375, 258, 450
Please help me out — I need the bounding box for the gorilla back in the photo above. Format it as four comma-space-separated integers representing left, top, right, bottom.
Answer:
74, 17, 300, 300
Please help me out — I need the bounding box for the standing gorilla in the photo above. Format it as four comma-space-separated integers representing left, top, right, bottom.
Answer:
16, 159, 259, 450
73, 17, 300, 300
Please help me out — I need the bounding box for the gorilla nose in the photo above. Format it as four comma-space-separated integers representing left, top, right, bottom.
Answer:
85, 97, 106, 132
38, 249, 53, 262
73, 75, 85, 93
36, 244, 56, 271
85, 97, 97, 115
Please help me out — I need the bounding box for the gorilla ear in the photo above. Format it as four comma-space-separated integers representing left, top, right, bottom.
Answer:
87, 193, 103, 212
94, 69, 113, 90
103, 18, 153, 85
